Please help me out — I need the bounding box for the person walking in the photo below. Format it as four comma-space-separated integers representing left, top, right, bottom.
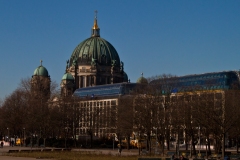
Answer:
11, 140, 14, 147
118, 144, 122, 156
179, 155, 188, 160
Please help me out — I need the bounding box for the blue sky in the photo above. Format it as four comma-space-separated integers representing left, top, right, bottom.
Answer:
0, 0, 240, 99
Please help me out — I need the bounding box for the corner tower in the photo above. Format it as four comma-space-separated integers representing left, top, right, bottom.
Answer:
64, 11, 126, 90
31, 60, 51, 100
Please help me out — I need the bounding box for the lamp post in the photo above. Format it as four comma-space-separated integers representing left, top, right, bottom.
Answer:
7, 128, 9, 142
155, 128, 158, 154
23, 128, 25, 147
206, 138, 208, 159
65, 127, 68, 149
138, 131, 141, 156
113, 134, 115, 150
31, 132, 33, 150
198, 126, 201, 154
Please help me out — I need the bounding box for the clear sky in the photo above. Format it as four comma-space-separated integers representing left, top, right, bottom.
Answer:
0, 0, 240, 99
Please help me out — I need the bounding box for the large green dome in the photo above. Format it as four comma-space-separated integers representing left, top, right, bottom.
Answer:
33, 65, 49, 77
69, 37, 120, 67
69, 15, 120, 67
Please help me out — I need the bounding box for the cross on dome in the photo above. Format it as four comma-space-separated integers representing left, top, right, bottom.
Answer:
95, 10, 98, 19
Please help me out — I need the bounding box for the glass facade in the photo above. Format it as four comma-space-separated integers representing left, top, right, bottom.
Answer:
150, 71, 240, 94
73, 83, 137, 98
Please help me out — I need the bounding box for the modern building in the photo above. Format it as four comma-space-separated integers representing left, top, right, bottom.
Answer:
150, 70, 240, 94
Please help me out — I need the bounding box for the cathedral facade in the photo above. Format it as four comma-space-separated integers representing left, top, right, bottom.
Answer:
30, 13, 133, 138
61, 13, 128, 97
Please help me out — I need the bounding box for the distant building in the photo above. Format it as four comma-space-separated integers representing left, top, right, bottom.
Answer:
30, 12, 240, 140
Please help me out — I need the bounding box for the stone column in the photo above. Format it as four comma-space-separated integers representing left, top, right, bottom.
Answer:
105, 76, 107, 84
89, 76, 92, 86
84, 76, 87, 87
94, 76, 97, 86
79, 76, 82, 88
78, 76, 81, 88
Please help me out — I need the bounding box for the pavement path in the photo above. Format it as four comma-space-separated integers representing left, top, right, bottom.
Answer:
0, 146, 140, 160
0, 146, 53, 160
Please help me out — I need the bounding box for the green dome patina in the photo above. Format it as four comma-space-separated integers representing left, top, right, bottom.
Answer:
62, 73, 74, 80
69, 15, 120, 67
69, 37, 120, 67
33, 65, 49, 77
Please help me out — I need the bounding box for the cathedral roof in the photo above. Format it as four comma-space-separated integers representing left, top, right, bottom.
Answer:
33, 60, 49, 77
69, 13, 120, 67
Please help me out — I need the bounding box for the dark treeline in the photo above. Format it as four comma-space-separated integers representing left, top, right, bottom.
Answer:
1, 76, 240, 159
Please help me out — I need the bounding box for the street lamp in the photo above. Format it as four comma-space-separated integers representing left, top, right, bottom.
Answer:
206, 138, 208, 159
23, 128, 25, 147
112, 134, 115, 150
7, 128, 9, 142
65, 127, 68, 148
155, 128, 158, 154
138, 131, 141, 156
198, 126, 201, 154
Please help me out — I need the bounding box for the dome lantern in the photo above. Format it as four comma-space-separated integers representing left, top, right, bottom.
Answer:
91, 10, 100, 37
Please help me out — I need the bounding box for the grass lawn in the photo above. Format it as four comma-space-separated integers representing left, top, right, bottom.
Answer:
4, 151, 141, 160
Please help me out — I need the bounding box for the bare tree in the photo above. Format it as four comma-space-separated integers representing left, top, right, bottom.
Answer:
192, 90, 240, 158
133, 84, 161, 153
117, 95, 134, 150
0, 88, 28, 143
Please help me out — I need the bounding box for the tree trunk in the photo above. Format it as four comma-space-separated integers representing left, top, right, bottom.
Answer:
222, 133, 225, 159
237, 137, 239, 153
127, 135, 130, 150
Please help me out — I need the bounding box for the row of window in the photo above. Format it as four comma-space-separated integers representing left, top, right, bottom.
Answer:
179, 73, 228, 82
161, 85, 230, 94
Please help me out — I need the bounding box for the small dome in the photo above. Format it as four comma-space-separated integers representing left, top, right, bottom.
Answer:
123, 72, 128, 82
33, 66, 49, 77
62, 73, 74, 80
137, 77, 148, 84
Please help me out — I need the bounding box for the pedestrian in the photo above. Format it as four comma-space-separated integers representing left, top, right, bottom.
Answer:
171, 154, 175, 160
118, 144, 122, 155
179, 155, 187, 160
11, 140, 14, 147
1, 141, 3, 148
